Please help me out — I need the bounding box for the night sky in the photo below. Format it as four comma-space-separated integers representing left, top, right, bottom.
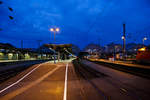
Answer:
0, 0, 150, 49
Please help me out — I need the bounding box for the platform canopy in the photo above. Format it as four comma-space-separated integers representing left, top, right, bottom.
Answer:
44, 44, 73, 54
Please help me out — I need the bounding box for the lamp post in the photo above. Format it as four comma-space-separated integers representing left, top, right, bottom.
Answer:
122, 36, 126, 60
143, 37, 147, 47
122, 23, 126, 60
50, 27, 60, 44
50, 27, 60, 63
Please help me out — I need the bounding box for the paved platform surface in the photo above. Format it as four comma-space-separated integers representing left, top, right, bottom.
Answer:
0, 59, 149, 100
89, 58, 150, 69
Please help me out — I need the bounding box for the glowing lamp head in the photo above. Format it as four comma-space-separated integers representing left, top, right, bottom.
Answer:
56, 28, 60, 32
143, 37, 147, 41
50, 28, 54, 32
122, 36, 125, 40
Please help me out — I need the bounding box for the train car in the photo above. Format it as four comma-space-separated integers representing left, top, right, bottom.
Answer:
136, 47, 150, 64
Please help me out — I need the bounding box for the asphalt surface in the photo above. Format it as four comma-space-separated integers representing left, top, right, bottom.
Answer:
0, 59, 150, 100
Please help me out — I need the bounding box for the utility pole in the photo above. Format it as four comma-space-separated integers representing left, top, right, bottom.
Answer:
37, 40, 42, 48
21, 40, 23, 49
122, 23, 126, 60
98, 38, 101, 46
143, 37, 147, 47
37, 40, 42, 59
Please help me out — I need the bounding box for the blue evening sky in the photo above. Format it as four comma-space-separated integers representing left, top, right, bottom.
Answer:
0, 0, 150, 48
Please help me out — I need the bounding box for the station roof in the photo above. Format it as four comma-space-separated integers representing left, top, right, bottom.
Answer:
43, 44, 73, 54
44, 44, 72, 48
0, 43, 16, 49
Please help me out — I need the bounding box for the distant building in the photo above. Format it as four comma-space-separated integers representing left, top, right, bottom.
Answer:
17, 48, 39, 60
104, 43, 122, 54
126, 43, 143, 54
83, 44, 103, 58
0, 43, 18, 60
103, 43, 122, 59
0, 43, 75, 60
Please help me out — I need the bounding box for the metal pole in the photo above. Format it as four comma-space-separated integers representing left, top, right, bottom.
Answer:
54, 31, 56, 44
21, 40, 23, 49
54, 52, 56, 64
143, 39, 145, 47
37, 40, 42, 48
37, 40, 42, 59
53, 31, 56, 64
123, 24, 126, 60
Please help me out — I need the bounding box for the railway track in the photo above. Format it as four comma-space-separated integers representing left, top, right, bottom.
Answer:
90, 60, 150, 79
73, 60, 109, 100
0, 60, 49, 83
73, 59, 144, 100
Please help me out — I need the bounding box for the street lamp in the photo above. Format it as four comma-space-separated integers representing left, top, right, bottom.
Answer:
121, 36, 125, 40
50, 28, 54, 32
56, 28, 60, 32
121, 35, 126, 60
50, 27, 60, 43
49, 27, 60, 64
143, 37, 147, 47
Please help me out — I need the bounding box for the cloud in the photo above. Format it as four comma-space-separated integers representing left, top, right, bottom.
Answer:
41, 12, 61, 17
